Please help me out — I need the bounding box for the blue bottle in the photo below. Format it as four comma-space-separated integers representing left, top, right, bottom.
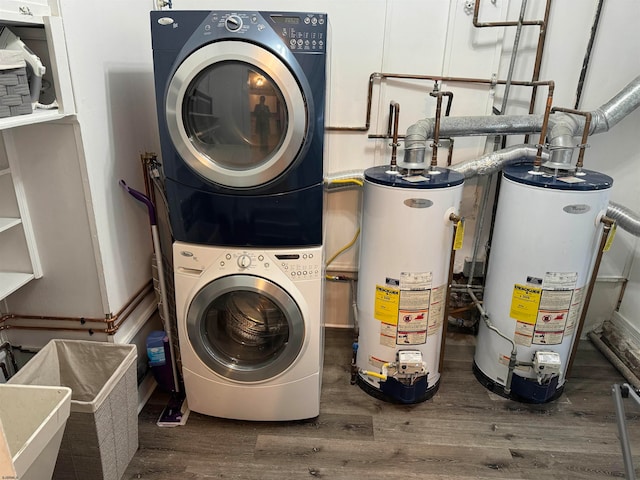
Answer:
146, 331, 175, 392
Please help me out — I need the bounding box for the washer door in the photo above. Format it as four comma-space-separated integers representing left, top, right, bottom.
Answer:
186, 275, 305, 382
166, 41, 308, 188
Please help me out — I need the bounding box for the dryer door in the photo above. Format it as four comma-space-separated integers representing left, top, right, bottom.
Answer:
186, 274, 305, 382
166, 41, 308, 189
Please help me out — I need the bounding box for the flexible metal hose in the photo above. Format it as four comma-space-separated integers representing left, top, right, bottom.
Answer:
606, 201, 640, 237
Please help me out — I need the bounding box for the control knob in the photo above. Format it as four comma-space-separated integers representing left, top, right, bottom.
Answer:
225, 15, 243, 32
237, 254, 251, 268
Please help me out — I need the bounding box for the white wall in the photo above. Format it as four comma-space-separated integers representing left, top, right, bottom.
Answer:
9, 0, 638, 336
56, 0, 162, 312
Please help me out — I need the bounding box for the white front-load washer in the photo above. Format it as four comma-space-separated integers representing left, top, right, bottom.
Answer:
173, 241, 324, 421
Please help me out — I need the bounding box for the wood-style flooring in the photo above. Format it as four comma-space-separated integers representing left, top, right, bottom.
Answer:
124, 328, 640, 479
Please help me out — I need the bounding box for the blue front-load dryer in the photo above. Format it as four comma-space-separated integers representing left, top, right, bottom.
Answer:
150, 10, 327, 247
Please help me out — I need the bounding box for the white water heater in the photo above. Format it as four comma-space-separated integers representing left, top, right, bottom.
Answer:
474, 164, 613, 403
356, 166, 464, 403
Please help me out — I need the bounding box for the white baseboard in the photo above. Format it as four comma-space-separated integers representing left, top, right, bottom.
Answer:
610, 310, 640, 346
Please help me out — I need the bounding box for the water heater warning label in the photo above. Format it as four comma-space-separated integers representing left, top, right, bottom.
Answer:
510, 284, 542, 323
375, 274, 442, 347
511, 273, 582, 347
374, 286, 400, 324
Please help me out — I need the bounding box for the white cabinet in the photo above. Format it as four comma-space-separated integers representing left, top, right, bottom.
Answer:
0, 0, 74, 301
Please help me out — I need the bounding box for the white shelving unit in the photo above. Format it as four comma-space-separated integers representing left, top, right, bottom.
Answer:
0, 0, 74, 301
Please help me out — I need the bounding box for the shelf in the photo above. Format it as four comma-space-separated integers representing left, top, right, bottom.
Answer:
0, 217, 21, 233
0, 109, 68, 131
0, 271, 34, 300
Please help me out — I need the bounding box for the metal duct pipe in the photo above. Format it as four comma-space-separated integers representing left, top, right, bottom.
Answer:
546, 112, 580, 166
325, 144, 546, 184
402, 74, 640, 164
450, 144, 543, 178
591, 75, 640, 134
606, 201, 640, 237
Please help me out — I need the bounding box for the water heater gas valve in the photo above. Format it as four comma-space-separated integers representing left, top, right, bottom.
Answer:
533, 351, 562, 384
385, 350, 427, 380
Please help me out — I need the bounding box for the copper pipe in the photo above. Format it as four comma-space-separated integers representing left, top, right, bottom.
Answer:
326, 73, 377, 131
565, 216, 615, 378
429, 89, 454, 167
472, 0, 552, 143
332, 72, 553, 134
2, 281, 152, 327
388, 101, 400, 169
442, 91, 454, 116
473, 0, 544, 28
141, 153, 154, 205
533, 81, 555, 169
550, 107, 592, 170
525, 0, 552, 143
445, 138, 455, 166
0, 324, 101, 334
439, 213, 461, 372
616, 278, 629, 312
449, 303, 475, 316
430, 92, 443, 167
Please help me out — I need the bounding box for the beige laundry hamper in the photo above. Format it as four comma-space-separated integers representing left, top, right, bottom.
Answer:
9, 339, 138, 480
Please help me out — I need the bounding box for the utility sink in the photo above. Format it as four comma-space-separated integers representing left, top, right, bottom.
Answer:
0, 384, 72, 480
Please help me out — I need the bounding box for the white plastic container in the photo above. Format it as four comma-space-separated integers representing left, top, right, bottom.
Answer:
0, 384, 72, 480
9, 340, 138, 479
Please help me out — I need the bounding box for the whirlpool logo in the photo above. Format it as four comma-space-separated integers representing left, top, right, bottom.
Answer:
563, 204, 591, 214
157, 17, 175, 26
404, 198, 433, 209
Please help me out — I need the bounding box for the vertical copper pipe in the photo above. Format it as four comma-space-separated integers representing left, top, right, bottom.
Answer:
525, 0, 552, 143
439, 213, 461, 373
534, 81, 555, 169
389, 101, 400, 169
387, 103, 395, 138
442, 91, 454, 116
445, 138, 455, 166
550, 107, 592, 170
430, 91, 444, 167
565, 216, 614, 378
429, 90, 454, 168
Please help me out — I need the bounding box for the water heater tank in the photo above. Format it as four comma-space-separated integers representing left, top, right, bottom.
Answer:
474, 163, 613, 403
356, 166, 464, 403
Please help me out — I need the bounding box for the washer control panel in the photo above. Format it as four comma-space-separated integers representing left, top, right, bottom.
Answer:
213, 249, 322, 280
206, 11, 327, 53
274, 252, 322, 279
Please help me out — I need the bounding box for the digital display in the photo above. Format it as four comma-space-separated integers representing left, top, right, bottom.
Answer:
275, 254, 300, 260
271, 15, 300, 25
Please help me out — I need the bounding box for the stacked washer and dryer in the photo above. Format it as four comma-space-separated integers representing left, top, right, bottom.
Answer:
150, 10, 328, 421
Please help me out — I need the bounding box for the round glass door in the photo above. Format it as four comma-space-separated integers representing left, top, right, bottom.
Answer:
166, 41, 308, 188
186, 275, 305, 382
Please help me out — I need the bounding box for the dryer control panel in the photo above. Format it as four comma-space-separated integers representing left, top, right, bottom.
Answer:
206, 11, 327, 54
268, 13, 327, 53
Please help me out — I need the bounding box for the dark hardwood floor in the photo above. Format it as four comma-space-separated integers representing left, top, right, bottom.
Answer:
124, 328, 640, 479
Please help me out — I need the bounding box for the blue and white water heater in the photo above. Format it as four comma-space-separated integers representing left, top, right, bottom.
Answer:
474, 163, 613, 403
356, 166, 464, 403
